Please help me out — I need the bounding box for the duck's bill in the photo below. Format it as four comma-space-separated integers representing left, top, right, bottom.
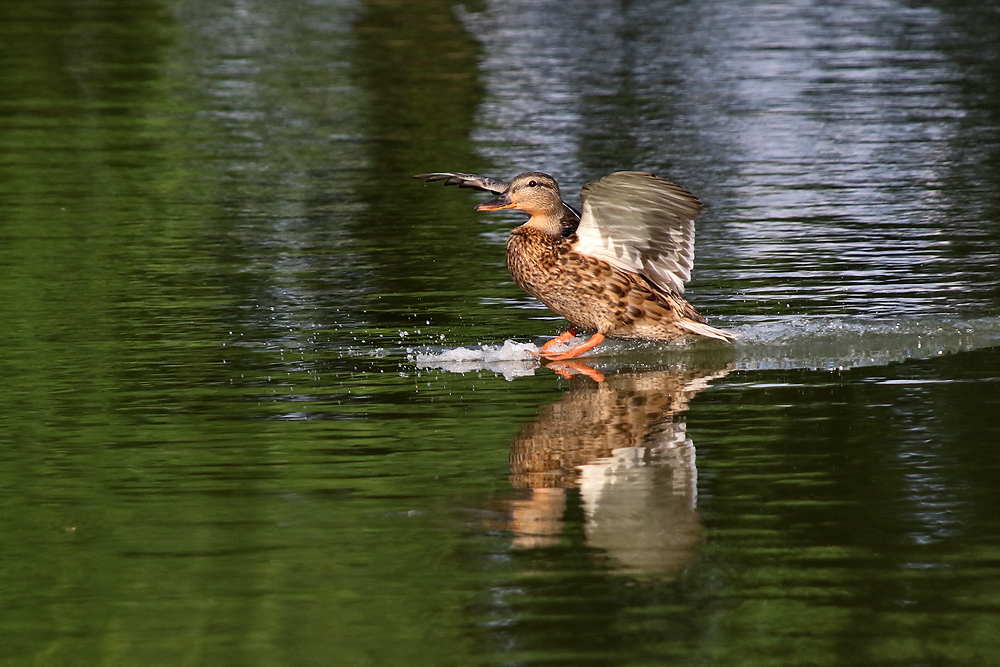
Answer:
475, 193, 515, 211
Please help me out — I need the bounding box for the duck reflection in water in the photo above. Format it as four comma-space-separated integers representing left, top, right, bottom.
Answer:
505, 365, 729, 576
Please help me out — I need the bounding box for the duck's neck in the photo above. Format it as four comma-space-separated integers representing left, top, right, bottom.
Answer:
521, 212, 564, 239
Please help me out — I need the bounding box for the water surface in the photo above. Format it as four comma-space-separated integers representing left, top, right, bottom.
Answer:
2, 0, 1000, 665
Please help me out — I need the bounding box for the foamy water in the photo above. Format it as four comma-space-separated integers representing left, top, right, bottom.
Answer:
409, 316, 1000, 379
412, 340, 541, 380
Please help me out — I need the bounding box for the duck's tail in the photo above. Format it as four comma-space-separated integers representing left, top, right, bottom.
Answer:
679, 319, 738, 343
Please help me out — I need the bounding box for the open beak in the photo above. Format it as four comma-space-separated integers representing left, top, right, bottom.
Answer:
475, 192, 516, 211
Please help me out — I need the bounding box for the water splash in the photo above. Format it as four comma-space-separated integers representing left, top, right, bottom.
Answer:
411, 316, 1000, 379
412, 340, 540, 380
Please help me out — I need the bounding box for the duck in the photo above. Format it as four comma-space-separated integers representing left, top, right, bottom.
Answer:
414, 170, 735, 359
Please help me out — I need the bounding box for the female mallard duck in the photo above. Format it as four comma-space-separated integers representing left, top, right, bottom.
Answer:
414, 170, 735, 359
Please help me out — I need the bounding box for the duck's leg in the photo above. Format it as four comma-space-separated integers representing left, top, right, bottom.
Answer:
536, 333, 605, 361
533, 327, 578, 354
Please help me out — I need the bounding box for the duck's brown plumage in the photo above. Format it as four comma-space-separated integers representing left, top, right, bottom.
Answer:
414, 169, 735, 359
507, 226, 709, 341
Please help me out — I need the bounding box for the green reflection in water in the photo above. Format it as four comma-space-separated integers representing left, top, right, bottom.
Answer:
0, 0, 504, 664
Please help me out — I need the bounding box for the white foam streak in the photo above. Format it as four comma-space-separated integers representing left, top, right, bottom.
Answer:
730, 316, 1000, 371
409, 316, 1000, 380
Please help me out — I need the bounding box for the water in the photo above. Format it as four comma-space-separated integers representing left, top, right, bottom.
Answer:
2, 0, 1000, 664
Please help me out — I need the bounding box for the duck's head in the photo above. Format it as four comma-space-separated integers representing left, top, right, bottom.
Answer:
475, 172, 563, 220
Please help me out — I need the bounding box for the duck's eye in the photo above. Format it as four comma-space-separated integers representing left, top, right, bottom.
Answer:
528, 180, 537, 188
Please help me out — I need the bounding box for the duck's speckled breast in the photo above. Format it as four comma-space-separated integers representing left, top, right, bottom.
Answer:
507, 227, 609, 332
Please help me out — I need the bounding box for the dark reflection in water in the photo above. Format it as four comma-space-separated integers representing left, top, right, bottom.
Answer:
505, 366, 729, 575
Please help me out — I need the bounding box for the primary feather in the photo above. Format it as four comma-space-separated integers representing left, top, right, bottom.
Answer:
413, 172, 509, 194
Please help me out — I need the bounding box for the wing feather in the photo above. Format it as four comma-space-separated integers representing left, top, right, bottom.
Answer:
573, 171, 701, 295
413, 172, 509, 194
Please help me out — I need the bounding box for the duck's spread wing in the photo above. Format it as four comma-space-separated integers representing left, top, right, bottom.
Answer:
413, 172, 509, 194
574, 171, 701, 295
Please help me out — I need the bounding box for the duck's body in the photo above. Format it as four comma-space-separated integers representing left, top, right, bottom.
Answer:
414, 170, 735, 359
506, 225, 710, 341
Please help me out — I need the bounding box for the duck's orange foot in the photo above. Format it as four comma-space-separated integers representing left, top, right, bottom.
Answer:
542, 360, 605, 383
530, 332, 605, 360
535, 327, 578, 353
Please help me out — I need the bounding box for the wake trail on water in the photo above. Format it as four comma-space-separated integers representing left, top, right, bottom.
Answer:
410, 316, 1000, 379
